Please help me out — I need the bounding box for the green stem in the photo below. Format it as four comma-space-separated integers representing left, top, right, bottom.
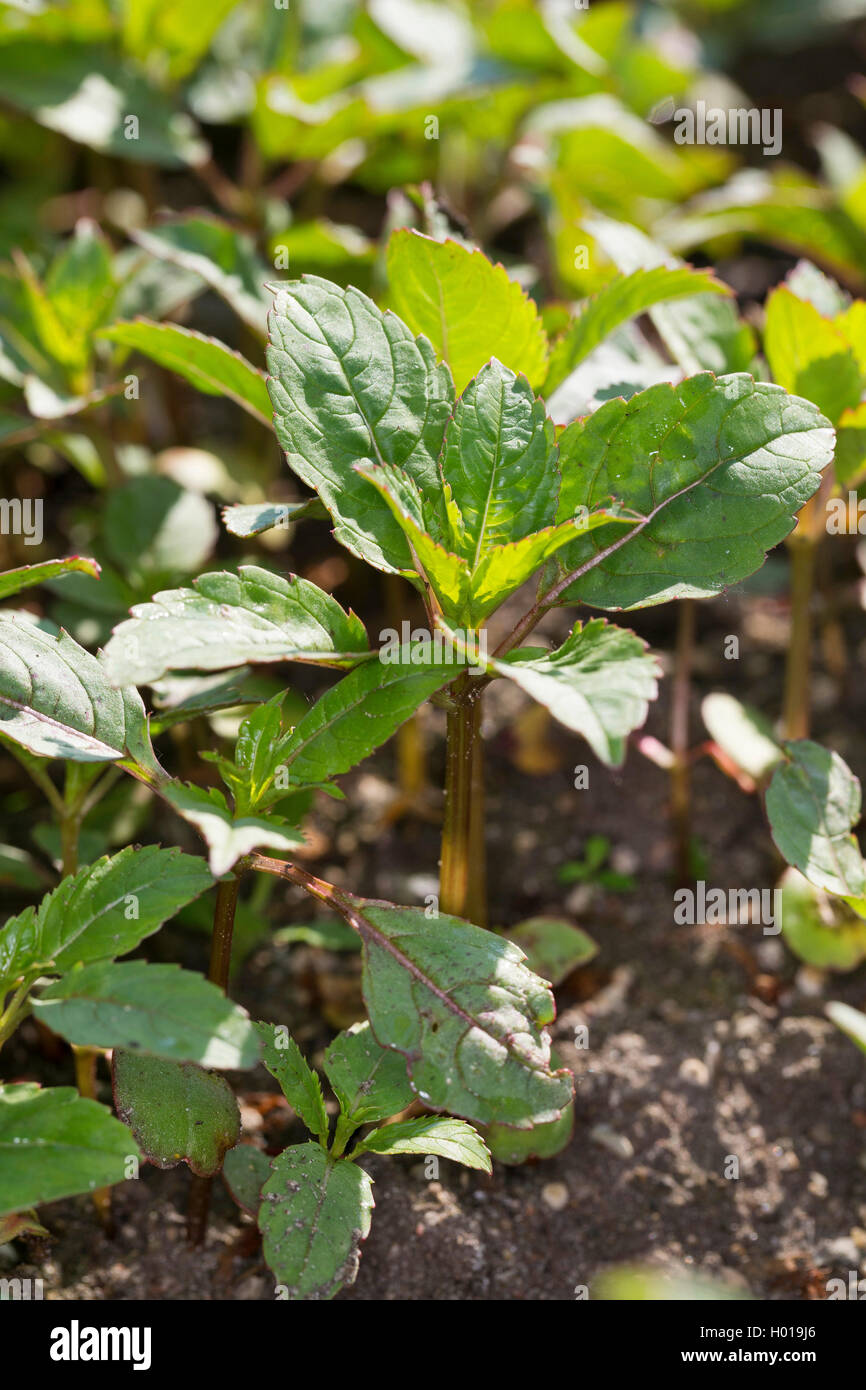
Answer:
187, 876, 242, 1246
439, 675, 487, 926
783, 538, 816, 742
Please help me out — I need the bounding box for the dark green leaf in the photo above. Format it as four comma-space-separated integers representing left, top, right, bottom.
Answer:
113, 1052, 239, 1176
255, 1021, 329, 1144
323, 1020, 414, 1126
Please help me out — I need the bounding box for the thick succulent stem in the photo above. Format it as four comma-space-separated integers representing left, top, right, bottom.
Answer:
439, 676, 487, 926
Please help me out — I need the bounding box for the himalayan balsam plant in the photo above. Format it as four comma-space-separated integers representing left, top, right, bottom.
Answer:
0, 231, 835, 1298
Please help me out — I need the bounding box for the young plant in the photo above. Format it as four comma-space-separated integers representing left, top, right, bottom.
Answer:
219, 1020, 491, 1301
102, 231, 835, 930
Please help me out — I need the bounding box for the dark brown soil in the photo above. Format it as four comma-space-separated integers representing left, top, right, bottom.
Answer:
6, 582, 866, 1301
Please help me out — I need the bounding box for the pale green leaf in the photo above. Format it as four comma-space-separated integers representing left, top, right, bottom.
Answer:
221, 498, 327, 538
764, 286, 862, 426
357, 1116, 491, 1172
505, 917, 598, 986
489, 619, 660, 767
387, 229, 548, 392
544, 265, 729, 394
0, 555, 99, 600
131, 216, 269, 335
161, 782, 304, 877
102, 565, 369, 686
34, 960, 260, 1067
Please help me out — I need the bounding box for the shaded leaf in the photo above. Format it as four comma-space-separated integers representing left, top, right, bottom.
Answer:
223, 1143, 271, 1215
826, 1001, 866, 1056
132, 216, 270, 335
505, 917, 598, 986
766, 740, 866, 899
113, 1052, 239, 1176
255, 1021, 329, 1144
323, 1020, 414, 1126
320, 888, 573, 1129
100, 320, 271, 423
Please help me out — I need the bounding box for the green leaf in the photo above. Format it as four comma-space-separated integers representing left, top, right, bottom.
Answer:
121, 0, 243, 85
700, 692, 782, 782
113, 1053, 239, 1176
273, 919, 360, 952
267, 276, 454, 574
357, 1116, 491, 1172
505, 918, 598, 986
34, 961, 260, 1068
223, 1143, 271, 1215
0, 844, 213, 990
103, 477, 217, 586
826, 1001, 866, 1057
484, 1102, 574, 1166
489, 620, 659, 767
387, 230, 548, 392
221, 498, 327, 538
45, 219, 117, 345
131, 216, 270, 336
779, 868, 866, 971
255, 1021, 329, 1144
269, 647, 460, 790
544, 266, 729, 394
0, 614, 156, 762
100, 320, 271, 423
440, 359, 559, 559
764, 286, 863, 426
323, 1020, 414, 1127
552, 373, 834, 610
0, 41, 207, 167
322, 889, 572, 1129
162, 783, 304, 877
0, 1083, 137, 1217
766, 740, 866, 898
0, 555, 99, 600
259, 1143, 374, 1300
102, 565, 369, 686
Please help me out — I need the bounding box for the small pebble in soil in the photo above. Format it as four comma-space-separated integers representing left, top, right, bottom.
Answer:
589, 1123, 634, 1159
678, 1057, 710, 1086
808, 1172, 829, 1198
796, 965, 826, 997
541, 1182, 569, 1211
